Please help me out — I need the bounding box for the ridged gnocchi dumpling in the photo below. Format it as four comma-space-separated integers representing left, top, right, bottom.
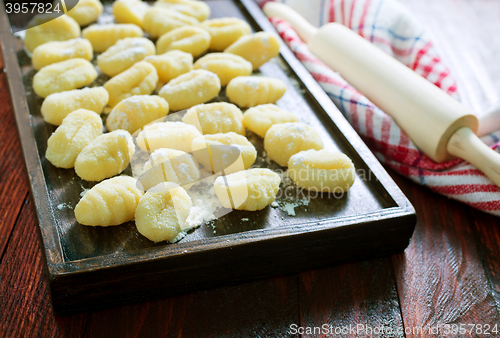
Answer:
106, 95, 170, 134
75, 176, 144, 226
97, 37, 156, 77
225, 32, 281, 70
135, 183, 192, 243
64, 0, 103, 26
33, 58, 97, 98
113, 0, 150, 28
214, 168, 280, 211
226, 76, 286, 108
154, 0, 210, 22
158, 70, 220, 111
82, 23, 144, 52
193, 53, 252, 86
201, 18, 251, 51
75, 130, 135, 181
45, 109, 103, 168
242, 104, 299, 138
288, 150, 355, 193
104, 61, 158, 107
143, 7, 198, 39
156, 26, 211, 57
264, 122, 323, 167
41, 87, 109, 125
182, 102, 244, 135
191, 132, 256, 174
136, 121, 202, 153
32, 38, 93, 71
145, 50, 193, 83
24, 14, 80, 53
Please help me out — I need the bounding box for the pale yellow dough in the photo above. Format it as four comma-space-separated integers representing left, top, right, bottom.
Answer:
24, 14, 80, 53
82, 23, 144, 52
135, 183, 192, 243
113, 0, 150, 28
136, 121, 202, 153
154, 0, 210, 22
193, 53, 252, 86
213, 168, 280, 211
182, 102, 244, 135
156, 26, 211, 57
264, 122, 323, 167
201, 18, 251, 51
226, 76, 286, 108
45, 109, 102, 169
75, 130, 135, 181
243, 104, 299, 138
145, 50, 193, 83
225, 32, 280, 70
32, 38, 93, 71
64, 0, 103, 26
75, 176, 144, 226
143, 7, 198, 39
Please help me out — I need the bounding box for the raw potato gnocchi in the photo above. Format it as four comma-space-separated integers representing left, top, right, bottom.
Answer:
182, 102, 244, 135
214, 168, 280, 211
97, 37, 156, 77
33, 58, 97, 98
104, 61, 158, 107
145, 50, 193, 83
156, 26, 211, 57
143, 7, 198, 39
191, 132, 257, 174
136, 121, 202, 153
106, 95, 170, 134
193, 53, 252, 86
24, 14, 80, 53
135, 183, 192, 243
41, 87, 109, 125
243, 104, 299, 138
113, 0, 150, 28
201, 18, 251, 51
154, 0, 210, 22
82, 23, 144, 52
139, 148, 200, 190
32, 38, 93, 71
158, 69, 220, 111
288, 150, 356, 192
75, 130, 135, 181
226, 76, 286, 108
264, 123, 324, 167
225, 32, 281, 70
64, 0, 103, 26
75, 176, 144, 226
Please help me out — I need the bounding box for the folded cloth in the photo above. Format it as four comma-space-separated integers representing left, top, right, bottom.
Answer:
256, 0, 500, 216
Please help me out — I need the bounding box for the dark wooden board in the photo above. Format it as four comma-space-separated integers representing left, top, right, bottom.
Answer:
0, 0, 416, 313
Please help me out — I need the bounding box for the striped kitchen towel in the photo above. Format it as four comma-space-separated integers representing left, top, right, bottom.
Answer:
256, 0, 500, 216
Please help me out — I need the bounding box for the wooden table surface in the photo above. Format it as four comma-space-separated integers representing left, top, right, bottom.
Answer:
2, 0, 500, 337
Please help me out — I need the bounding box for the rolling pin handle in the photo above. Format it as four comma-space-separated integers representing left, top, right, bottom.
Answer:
263, 2, 318, 43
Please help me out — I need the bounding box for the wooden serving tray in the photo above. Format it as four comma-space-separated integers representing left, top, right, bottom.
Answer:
0, 0, 416, 314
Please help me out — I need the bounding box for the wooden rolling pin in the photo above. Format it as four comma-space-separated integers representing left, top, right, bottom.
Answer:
264, 2, 500, 187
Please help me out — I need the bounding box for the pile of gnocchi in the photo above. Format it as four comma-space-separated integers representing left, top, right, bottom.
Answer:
25, 0, 356, 244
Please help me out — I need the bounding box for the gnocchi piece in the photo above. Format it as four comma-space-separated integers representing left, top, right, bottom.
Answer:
201, 18, 251, 51
32, 38, 93, 71
75, 176, 144, 226
33, 58, 97, 98
136, 121, 202, 153
145, 50, 193, 83
113, 0, 150, 28
225, 32, 281, 70
75, 130, 135, 181
213, 168, 280, 211
288, 150, 356, 193
97, 37, 156, 77
193, 53, 252, 86
106, 95, 170, 134
64, 0, 103, 26
158, 70, 220, 111
41, 87, 109, 125
142, 7, 199, 39
154, 0, 210, 22
264, 123, 323, 167
139, 148, 200, 190
45, 109, 102, 168
82, 24, 144, 52
135, 183, 192, 243
191, 132, 257, 174
24, 14, 80, 53
156, 26, 211, 57
182, 102, 244, 135
226, 76, 286, 108
104, 61, 158, 107
243, 104, 299, 138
